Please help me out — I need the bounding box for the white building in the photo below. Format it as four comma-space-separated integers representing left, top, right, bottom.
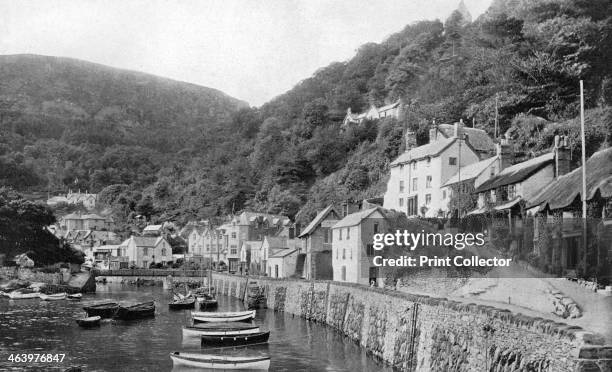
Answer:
343, 100, 402, 126
118, 235, 172, 268
268, 249, 298, 278
384, 122, 493, 217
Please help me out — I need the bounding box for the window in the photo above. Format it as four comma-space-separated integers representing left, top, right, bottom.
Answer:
490, 166, 496, 177
425, 194, 432, 205
230, 245, 237, 255
142, 261, 148, 268
206, 244, 210, 251
161, 248, 167, 256
339, 229, 342, 240
508, 185, 516, 199
373, 223, 379, 234
412, 178, 418, 191
399, 198, 404, 207
407, 196, 418, 216
274, 265, 279, 278
426, 157, 431, 166
449, 157, 457, 165
342, 248, 346, 259
346, 227, 350, 240
366, 244, 375, 256
426, 175, 432, 188
399, 180, 404, 192
341, 266, 346, 281
231, 232, 236, 239
399, 164, 404, 170
412, 162, 416, 170
323, 229, 329, 243
443, 190, 447, 199
143, 247, 148, 256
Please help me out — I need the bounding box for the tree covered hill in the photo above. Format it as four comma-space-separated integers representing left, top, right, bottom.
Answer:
0, 54, 247, 191
1, 0, 611, 233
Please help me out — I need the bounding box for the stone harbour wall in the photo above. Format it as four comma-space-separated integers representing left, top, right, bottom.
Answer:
211, 273, 611, 372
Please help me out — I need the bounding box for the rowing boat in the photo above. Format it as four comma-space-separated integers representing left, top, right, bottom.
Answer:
192, 310, 255, 323
39, 293, 67, 301
67, 293, 82, 300
7, 290, 40, 300
182, 322, 260, 337
76, 316, 101, 328
83, 302, 119, 318
200, 330, 270, 347
169, 297, 195, 310
113, 301, 155, 320
170, 352, 270, 370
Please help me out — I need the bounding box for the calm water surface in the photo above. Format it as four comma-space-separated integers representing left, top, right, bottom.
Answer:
0, 283, 391, 371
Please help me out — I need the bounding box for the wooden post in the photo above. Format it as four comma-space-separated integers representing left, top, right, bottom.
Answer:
580, 80, 588, 276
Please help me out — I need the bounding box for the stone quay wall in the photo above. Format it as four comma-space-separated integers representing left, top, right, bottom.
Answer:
211, 272, 611, 372
0, 267, 62, 285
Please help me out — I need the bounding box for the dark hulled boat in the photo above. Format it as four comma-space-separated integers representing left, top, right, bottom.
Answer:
83, 302, 119, 318
169, 297, 195, 310
200, 330, 270, 347
76, 316, 101, 328
196, 294, 218, 310
113, 301, 155, 320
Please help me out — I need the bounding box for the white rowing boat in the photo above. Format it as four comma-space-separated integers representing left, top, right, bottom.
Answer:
182, 324, 261, 337
39, 293, 67, 301
170, 352, 270, 370
191, 310, 255, 323
7, 290, 40, 300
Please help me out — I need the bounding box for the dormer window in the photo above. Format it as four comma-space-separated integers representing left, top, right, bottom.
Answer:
426, 157, 431, 166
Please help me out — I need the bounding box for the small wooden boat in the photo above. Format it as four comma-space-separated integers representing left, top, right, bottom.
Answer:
76, 316, 101, 328
170, 352, 270, 370
169, 297, 195, 310
113, 301, 155, 320
7, 289, 40, 300
192, 310, 255, 323
39, 293, 67, 301
83, 302, 120, 318
200, 330, 270, 347
183, 322, 261, 337
67, 293, 82, 300
196, 294, 218, 310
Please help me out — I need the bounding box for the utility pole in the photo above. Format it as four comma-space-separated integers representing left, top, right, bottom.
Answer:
494, 94, 499, 139
580, 80, 587, 276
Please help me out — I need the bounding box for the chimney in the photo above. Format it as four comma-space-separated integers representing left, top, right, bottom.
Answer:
554, 135, 570, 177
405, 129, 417, 152
498, 136, 514, 170
454, 120, 464, 138
429, 120, 438, 143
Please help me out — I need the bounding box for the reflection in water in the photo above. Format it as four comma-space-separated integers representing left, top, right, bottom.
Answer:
0, 284, 391, 371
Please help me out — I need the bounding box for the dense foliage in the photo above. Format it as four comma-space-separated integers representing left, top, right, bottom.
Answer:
1, 0, 611, 228
0, 188, 83, 265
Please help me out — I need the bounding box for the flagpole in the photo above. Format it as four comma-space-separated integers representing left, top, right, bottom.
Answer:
580, 80, 587, 276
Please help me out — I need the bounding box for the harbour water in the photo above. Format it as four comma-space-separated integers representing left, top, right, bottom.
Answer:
0, 284, 392, 371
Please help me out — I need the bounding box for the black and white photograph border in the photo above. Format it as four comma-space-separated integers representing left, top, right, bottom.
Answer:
0, 0, 611, 371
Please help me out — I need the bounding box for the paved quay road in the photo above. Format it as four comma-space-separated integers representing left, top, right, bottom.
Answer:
0, 284, 392, 371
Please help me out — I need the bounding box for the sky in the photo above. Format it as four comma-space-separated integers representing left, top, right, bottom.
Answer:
0, 0, 492, 106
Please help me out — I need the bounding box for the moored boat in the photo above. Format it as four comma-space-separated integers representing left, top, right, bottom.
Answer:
200, 330, 270, 347
39, 293, 67, 301
170, 352, 270, 370
113, 301, 155, 320
83, 302, 120, 318
67, 293, 82, 300
76, 316, 101, 328
169, 297, 195, 310
196, 294, 218, 310
183, 322, 260, 338
7, 289, 40, 300
192, 310, 255, 323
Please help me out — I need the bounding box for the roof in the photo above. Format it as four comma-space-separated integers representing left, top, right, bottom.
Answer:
390, 137, 456, 166
527, 147, 612, 210
298, 205, 339, 238
475, 152, 555, 193
437, 124, 495, 153
81, 213, 105, 220
443, 156, 499, 187
234, 211, 290, 226
121, 236, 163, 247
270, 248, 297, 258
378, 100, 400, 112
143, 224, 163, 231
333, 207, 381, 228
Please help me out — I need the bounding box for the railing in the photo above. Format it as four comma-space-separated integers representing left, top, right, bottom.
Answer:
94, 269, 206, 277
